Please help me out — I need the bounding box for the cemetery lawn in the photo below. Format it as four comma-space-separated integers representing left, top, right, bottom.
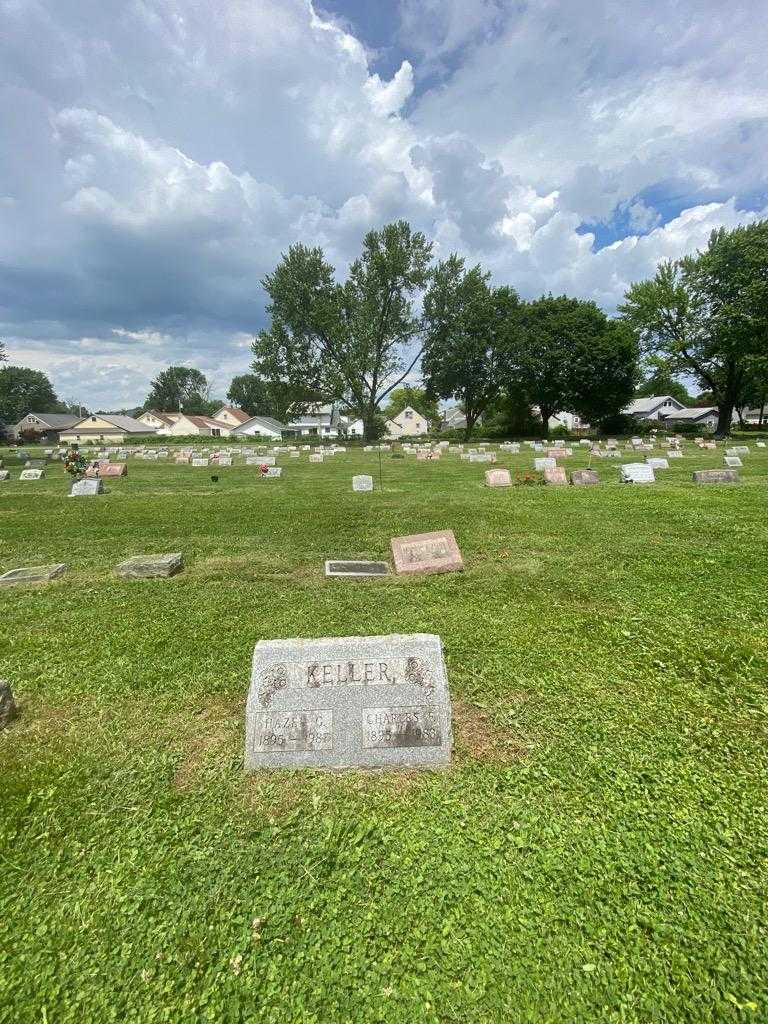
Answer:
2, 446, 768, 1024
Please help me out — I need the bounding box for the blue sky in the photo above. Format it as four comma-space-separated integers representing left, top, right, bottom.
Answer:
1, 0, 766, 409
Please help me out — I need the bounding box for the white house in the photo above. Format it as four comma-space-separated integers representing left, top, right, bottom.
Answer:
285, 403, 343, 438
385, 406, 429, 438
662, 406, 719, 429
623, 396, 687, 421
340, 415, 365, 437
547, 411, 587, 432
742, 407, 766, 425
164, 414, 233, 437
441, 406, 467, 431
60, 414, 158, 444
213, 405, 252, 429
137, 410, 179, 433
231, 415, 285, 440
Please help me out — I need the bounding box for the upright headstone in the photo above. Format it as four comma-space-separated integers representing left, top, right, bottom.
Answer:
646, 458, 669, 469
534, 457, 556, 472
191, 458, 209, 467
391, 530, 463, 576
570, 469, 599, 486
620, 463, 656, 483
0, 470, 9, 482
693, 469, 739, 484
352, 475, 374, 492
543, 466, 567, 486
245, 633, 452, 770
485, 469, 511, 487
70, 478, 104, 497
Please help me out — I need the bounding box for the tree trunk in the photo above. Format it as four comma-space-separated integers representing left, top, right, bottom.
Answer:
463, 411, 477, 443
759, 399, 766, 427
539, 405, 552, 439
362, 407, 379, 442
715, 400, 734, 439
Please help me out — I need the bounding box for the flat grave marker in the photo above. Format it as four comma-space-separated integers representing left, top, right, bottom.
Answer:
0, 564, 67, 586
325, 560, 389, 578
115, 553, 184, 579
724, 456, 742, 468
70, 478, 104, 497
19, 469, 44, 480
620, 463, 656, 484
485, 469, 511, 487
570, 469, 599, 486
352, 475, 374, 492
693, 469, 739, 484
245, 633, 452, 770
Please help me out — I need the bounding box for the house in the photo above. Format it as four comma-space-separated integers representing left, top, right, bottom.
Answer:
441, 406, 467, 431
231, 415, 285, 440
213, 405, 252, 429
13, 412, 80, 442
285, 403, 343, 438
385, 406, 429, 438
137, 410, 179, 433
60, 414, 158, 444
164, 414, 233, 437
662, 406, 719, 429
742, 407, 766, 425
623, 396, 687, 421
548, 411, 586, 432
339, 414, 364, 437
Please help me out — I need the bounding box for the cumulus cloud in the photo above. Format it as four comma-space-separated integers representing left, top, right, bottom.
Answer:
0, 0, 765, 408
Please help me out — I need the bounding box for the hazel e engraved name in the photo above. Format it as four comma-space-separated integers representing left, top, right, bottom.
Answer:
245, 634, 452, 770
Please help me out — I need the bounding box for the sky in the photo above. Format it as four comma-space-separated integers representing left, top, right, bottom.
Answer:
1, 0, 767, 410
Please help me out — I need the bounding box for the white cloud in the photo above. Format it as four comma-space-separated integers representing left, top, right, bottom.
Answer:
0, 0, 765, 409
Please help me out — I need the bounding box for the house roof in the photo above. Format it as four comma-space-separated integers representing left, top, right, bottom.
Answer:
624, 396, 681, 415
141, 409, 176, 426
180, 415, 230, 430
663, 406, 717, 420
232, 415, 285, 434
215, 405, 251, 424
19, 412, 79, 429
100, 414, 156, 432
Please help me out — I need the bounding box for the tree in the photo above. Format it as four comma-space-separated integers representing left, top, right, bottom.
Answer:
0, 365, 61, 424
737, 356, 768, 425
383, 385, 440, 427
227, 373, 316, 423
143, 366, 211, 414
505, 296, 638, 437
0, 340, 6, 363
252, 221, 433, 441
635, 355, 693, 404
620, 221, 768, 436
422, 255, 519, 441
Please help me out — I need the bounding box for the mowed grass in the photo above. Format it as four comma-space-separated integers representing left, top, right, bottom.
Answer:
1, 444, 767, 1023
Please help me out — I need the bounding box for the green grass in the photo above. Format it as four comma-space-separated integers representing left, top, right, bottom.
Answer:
1, 444, 767, 1023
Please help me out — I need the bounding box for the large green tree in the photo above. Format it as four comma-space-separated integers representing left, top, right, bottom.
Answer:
382, 385, 440, 427
227, 373, 316, 423
635, 355, 693, 405
422, 255, 519, 441
0, 365, 61, 424
143, 366, 211, 414
505, 296, 638, 437
737, 355, 768, 425
620, 221, 768, 436
252, 221, 433, 441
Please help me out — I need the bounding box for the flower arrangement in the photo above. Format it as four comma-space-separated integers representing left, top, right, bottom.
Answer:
63, 446, 88, 480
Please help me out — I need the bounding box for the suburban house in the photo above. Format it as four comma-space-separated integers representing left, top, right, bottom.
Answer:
742, 407, 766, 425
663, 406, 720, 429
548, 411, 587, 432
623, 396, 687, 421
163, 414, 233, 437
13, 411, 80, 442
385, 406, 430, 438
137, 410, 178, 431
231, 415, 285, 440
441, 406, 467, 432
213, 405, 252, 429
60, 414, 158, 444
285, 403, 343, 438
340, 414, 365, 437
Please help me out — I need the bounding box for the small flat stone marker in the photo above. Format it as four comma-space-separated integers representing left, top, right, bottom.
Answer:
485, 469, 511, 487
115, 553, 184, 579
325, 560, 388, 578
263, 467, 282, 477
0, 564, 67, 586
391, 529, 463, 576
191, 458, 209, 467
70, 478, 104, 497
245, 633, 452, 770
352, 475, 374, 492
646, 458, 669, 469
724, 456, 742, 467
0, 680, 17, 728
19, 469, 44, 480
570, 469, 599, 486
0, 470, 9, 482
693, 469, 739, 483
543, 466, 567, 486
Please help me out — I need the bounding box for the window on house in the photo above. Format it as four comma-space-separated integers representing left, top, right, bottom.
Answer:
212, 428, 220, 437
404, 410, 413, 419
